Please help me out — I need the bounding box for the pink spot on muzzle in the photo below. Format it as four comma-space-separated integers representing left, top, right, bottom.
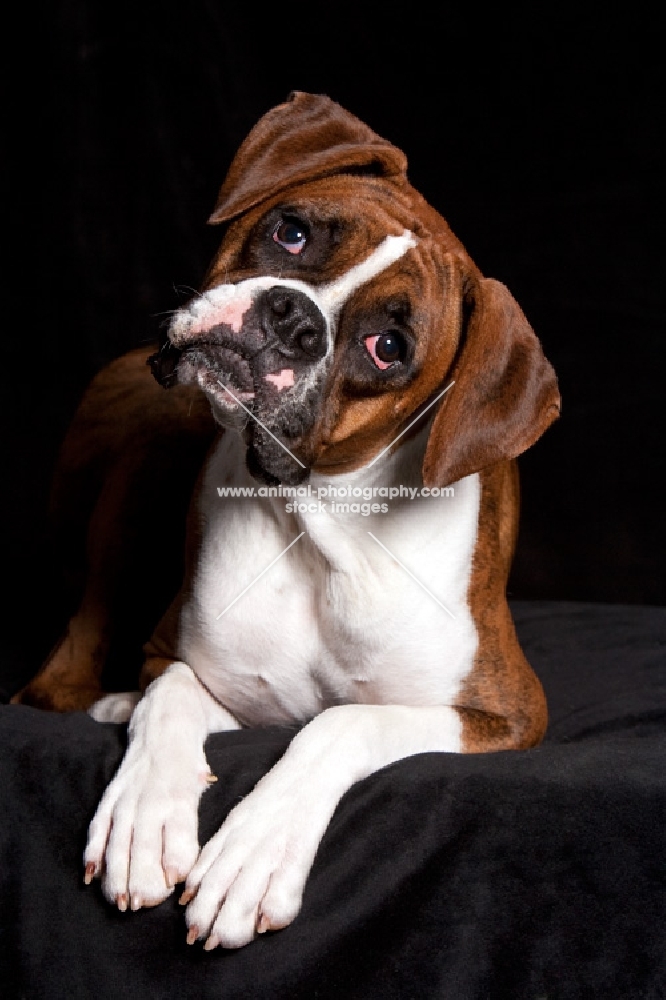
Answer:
265, 369, 296, 391
189, 293, 253, 336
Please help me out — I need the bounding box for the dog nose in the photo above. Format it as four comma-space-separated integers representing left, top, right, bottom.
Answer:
262, 287, 327, 360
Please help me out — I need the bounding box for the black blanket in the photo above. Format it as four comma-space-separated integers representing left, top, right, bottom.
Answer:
2, 601, 665, 999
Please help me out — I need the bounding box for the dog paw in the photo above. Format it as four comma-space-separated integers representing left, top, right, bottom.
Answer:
88, 691, 142, 724
181, 768, 331, 949
84, 744, 212, 910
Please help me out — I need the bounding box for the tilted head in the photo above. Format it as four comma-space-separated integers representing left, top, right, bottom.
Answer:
151, 91, 560, 486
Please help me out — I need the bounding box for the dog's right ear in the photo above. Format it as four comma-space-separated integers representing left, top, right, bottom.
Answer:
208, 91, 407, 225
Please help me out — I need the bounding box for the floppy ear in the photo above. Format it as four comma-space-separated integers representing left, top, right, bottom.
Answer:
208, 91, 408, 225
422, 277, 560, 487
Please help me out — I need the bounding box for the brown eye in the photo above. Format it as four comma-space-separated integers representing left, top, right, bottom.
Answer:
365, 332, 406, 370
273, 218, 309, 254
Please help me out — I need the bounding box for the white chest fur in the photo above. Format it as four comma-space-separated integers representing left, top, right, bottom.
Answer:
177, 430, 480, 726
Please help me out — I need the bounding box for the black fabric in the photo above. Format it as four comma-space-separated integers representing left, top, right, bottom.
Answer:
1, 601, 665, 999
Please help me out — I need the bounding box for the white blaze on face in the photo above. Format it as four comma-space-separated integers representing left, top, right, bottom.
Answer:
168, 229, 417, 365
317, 230, 417, 319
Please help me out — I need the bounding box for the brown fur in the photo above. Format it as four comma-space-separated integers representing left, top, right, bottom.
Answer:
12, 349, 215, 711
456, 462, 548, 751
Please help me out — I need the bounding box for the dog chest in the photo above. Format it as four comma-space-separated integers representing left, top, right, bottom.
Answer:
175, 432, 480, 727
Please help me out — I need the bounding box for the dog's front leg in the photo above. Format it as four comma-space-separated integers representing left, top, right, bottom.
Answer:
84, 662, 240, 910
182, 702, 465, 950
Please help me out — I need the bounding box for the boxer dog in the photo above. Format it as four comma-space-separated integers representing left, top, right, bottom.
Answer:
13, 92, 560, 949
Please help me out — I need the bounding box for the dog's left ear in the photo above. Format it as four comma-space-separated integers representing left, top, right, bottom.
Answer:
208, 91, 407, 225
422, 277, 560, 487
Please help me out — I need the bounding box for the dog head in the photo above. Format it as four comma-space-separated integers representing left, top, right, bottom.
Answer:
151, 92, 560, 486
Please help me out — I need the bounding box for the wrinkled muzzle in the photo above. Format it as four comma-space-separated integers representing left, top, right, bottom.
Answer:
148, 279, 333, 484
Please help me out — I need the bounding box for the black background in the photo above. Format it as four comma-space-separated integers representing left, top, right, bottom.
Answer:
5, 2, 664, 683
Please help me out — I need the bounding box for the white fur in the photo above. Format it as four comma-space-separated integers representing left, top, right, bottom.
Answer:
178, 428, 478, 727
88, 691, 141, 724
86, 233, 482, 949
85, 664, 240, 909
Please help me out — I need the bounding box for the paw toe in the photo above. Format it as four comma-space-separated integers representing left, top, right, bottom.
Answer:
258, 864, 306, 931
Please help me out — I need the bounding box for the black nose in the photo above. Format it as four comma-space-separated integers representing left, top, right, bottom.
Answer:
262, 287, 327, 360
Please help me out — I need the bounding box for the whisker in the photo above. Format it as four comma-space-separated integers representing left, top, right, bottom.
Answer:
172, 283, 203, 300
